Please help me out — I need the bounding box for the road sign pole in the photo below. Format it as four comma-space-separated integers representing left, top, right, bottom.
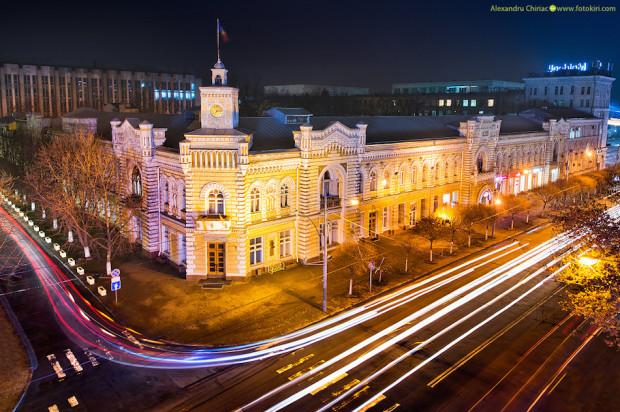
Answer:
115, 289, 118, 304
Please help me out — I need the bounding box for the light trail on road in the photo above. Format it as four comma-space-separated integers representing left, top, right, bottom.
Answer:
259, 234, 575, 412
0, 196, 536, 368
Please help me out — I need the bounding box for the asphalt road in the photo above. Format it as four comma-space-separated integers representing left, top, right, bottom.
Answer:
2, 204, 619, 411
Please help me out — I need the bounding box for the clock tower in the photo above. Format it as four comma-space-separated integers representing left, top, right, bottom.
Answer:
200, 59, 239, 130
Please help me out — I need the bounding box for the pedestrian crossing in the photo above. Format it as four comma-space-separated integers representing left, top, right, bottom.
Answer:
45, 348, 101, 381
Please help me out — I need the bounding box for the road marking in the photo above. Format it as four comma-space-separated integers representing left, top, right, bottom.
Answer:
288, 360, 325, 381
383, 403, 400, 412
468, 313, 574, 411
547, 372, 566, 395
331, 379, 361, 397
525, 328, 600, 412
358, 394, 386, 412
64, 349, 83, 373
46, 354, 66, 380
67, 395, 79, 407
277, 353, 315, 374
310, 372, 347, 395
428, 286, 564, 388
83, 349, 99, 367
333, 386, 370, 411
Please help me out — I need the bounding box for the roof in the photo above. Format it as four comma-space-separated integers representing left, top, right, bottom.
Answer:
63, 108, 196, 148
520, 107, 596, 122
266, 107, 312, 116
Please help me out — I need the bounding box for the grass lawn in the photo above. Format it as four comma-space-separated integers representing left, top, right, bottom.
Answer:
0, 307, 30, 412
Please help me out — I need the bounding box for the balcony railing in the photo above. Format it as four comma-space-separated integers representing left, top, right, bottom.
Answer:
320, 195, 341, 210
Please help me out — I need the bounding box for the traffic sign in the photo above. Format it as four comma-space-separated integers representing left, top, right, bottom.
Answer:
111, 268, 121, 277
111, 277, 121, 291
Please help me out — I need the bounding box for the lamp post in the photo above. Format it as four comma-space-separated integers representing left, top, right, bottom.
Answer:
322, 179, 328, 313
492, 197, 502, 237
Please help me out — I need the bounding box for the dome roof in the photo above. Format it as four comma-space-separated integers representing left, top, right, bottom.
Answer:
213, 59, 226, 69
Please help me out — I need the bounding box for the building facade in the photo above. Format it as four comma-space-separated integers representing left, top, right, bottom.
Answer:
0, 63, 201, 117
109, 61, 606, 281
523, 62, 615, 142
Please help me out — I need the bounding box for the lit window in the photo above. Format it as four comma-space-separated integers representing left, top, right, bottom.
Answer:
438, 99, 445, 107
446, 99, 452, 107
470, 99, 477, 107
280, 184, 289, 208
250, 237, 263, 265
131, 167, 142, 197
279, 230, 292, 257
463, 99, 469, 107
442, 193, 450, 205
382, 207, 389, 230
250, 188, 260, 213
369, 170, 377, 191
488, 98, 494, 107
207, 190, 225, 216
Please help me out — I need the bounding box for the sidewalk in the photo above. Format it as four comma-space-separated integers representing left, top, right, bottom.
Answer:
95, 215, 545, 345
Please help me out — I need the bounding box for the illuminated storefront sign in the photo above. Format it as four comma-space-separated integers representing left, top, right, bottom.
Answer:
547, 62, 588, 73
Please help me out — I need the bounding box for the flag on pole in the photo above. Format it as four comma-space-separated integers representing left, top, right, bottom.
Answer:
218, 19, 230, 43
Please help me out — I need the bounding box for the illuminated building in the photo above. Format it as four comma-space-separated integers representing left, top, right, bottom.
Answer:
0, 63, 201, 117
523, 61, 615, 142
106, 59, 606, 280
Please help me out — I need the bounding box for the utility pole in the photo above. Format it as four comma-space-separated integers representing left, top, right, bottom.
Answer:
322, 180, 328, 313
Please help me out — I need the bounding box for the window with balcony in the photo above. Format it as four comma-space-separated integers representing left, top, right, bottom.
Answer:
321, 171, 341, 209
207, 190, 225, 216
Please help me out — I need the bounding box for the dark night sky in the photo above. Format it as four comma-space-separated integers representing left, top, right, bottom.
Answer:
1, 0, 618, 101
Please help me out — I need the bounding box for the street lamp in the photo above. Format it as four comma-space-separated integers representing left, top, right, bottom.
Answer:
578, 256, 599, 266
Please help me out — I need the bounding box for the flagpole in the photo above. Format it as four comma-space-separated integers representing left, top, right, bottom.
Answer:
216, 18, 220, 61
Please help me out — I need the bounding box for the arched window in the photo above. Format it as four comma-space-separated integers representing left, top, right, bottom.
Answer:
131, 167, 141, 197
411, 166, 417, 185
214, 75, 222, 85
369, 170, 377, 191
280, 184, 289, 208
476, 152, 485, 173
434, 163, 441, 182
266, 185, 276, 211
422, 165, 428, 183
453, 159, 459, 176
444, 161, 449, 178
398, 168, 406, 187
207, 190, 225, 216
383, 170, 391, 189
250, 188, 260, 213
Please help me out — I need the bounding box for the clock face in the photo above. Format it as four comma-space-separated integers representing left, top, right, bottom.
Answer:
210, 104, 224, 118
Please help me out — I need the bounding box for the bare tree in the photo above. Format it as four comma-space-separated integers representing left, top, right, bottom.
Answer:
531, 184, 560, 216
26, 131, 134, 270
415, 216, 445, 263
459, 204, 492, 247
0, 170, 15, 195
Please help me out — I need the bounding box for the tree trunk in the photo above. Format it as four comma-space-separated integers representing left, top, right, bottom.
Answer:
510, 216, 514, 230
404, 257, 408, 272
491, 219, 496, 237
53, 218, 58, 230
68, 230, 74, 243
485, 223, 489, 240
83, 246, 90, 259
468, 232, 472, 248
429, 240, 433, 262
526, 210, 530, 224
450, 241, 454, 255
106, 252, 112, 275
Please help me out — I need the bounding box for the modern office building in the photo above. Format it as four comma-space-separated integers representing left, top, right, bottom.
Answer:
390, 80, 525, 116
0, 63, 201, 117
98, 58, 605, 280
523, 61, 615, 141
264, 84, 369, 96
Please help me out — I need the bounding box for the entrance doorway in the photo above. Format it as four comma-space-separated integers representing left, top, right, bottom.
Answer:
368, 212, 377, 238
207, 242, 225, 277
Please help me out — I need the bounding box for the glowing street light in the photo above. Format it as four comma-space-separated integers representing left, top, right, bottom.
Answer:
494, 198, 502, 206
578, 256, 599, 266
